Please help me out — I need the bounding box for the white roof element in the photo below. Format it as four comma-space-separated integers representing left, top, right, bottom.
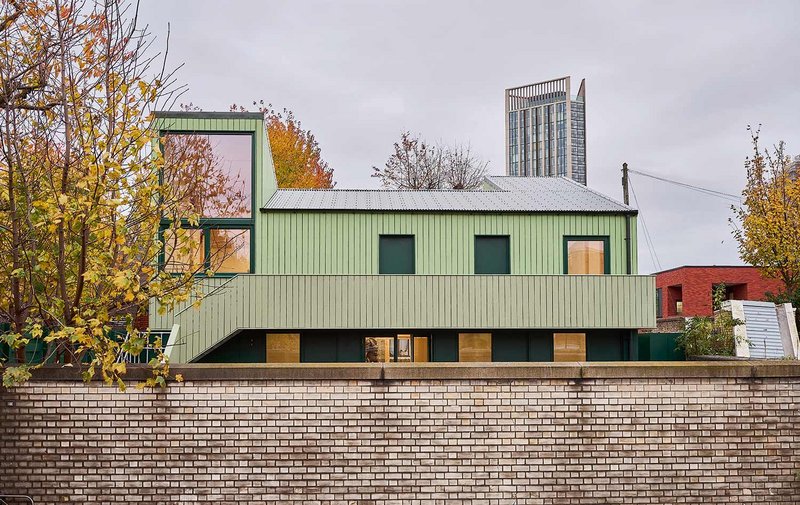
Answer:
262, 176, 635, 214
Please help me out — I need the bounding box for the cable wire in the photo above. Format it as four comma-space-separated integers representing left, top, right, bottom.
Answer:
628, 168, 742, 203
629, 177, 662, 271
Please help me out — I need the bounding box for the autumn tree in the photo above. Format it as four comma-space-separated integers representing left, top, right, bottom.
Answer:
372, 132, 488, 190
0, 0, 224, 387
445, 144, 491, 190
231, 101, 334, 188
732, 127, 800, 312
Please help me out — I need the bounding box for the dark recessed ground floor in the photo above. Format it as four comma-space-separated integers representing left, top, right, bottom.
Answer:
195, 329, 639, 363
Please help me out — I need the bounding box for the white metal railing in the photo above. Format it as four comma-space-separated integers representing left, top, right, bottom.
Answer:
115, 325, 179, 364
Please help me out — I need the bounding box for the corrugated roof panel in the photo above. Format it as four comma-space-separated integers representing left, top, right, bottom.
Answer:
263, 176, 635, 213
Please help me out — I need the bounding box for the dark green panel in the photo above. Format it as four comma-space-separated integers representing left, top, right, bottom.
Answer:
637, 334, 651, 361
379, 235, 415, 274
475, 236, 510, 274
586, 330, 624, 361
640, 332, 684, 361
337, 334, 363, 362
492, 331, 528, 361
529, 331, 555, 362
300, 333, 338, 362
197, 330, 265, 363
431, 332, 458, 362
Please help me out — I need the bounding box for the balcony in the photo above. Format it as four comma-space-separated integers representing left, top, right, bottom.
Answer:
152, 274, 656, 363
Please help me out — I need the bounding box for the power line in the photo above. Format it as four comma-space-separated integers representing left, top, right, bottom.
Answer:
628, 168, 742, 203
629, 177, 662, 271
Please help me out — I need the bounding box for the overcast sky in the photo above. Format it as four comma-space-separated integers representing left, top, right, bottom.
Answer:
138, 0, 800, 274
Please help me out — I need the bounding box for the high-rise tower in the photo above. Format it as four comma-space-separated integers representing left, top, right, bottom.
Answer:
505, 76, 586, 184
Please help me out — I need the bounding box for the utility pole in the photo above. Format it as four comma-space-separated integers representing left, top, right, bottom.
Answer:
622, 162, 632, 275
622, 162, 629, 205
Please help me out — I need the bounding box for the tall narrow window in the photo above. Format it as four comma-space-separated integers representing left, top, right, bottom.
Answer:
458, 333, 492, 362
656, 288, 663, 318
379, 235, 415, 274
553, 333, 586, 361
565, 236, 609, 274
159, 132, 254, 275
475, 235, 510, 274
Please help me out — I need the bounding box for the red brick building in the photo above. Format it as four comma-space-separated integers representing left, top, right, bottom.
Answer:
655, 266, 784, 319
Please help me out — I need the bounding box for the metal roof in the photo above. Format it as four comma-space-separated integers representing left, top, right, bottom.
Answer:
262, 176, 635, 213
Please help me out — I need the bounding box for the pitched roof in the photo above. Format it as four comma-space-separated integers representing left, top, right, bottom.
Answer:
262, 176, 635, 214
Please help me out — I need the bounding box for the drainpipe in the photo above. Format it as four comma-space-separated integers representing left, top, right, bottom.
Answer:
625, 215, 632, 275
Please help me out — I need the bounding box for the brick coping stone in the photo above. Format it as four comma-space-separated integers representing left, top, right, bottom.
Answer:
24, 360, 800, 382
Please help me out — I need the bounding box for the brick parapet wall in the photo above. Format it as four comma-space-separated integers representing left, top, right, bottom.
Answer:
1, 363, 799, 504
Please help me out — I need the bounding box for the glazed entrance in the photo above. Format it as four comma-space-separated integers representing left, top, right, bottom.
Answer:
365, 334, 429, 363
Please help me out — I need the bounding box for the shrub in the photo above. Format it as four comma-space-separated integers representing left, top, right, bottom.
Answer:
676, 311, 746, 357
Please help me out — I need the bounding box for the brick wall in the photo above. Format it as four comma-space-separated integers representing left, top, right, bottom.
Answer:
1, 363, 799, 504
656, 266, 784, 318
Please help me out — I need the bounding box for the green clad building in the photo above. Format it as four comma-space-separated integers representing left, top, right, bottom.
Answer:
151, 111, 655, 364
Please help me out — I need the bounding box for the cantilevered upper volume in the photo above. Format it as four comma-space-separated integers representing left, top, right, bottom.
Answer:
505, 76, 587, 185
149, 110, 652, 366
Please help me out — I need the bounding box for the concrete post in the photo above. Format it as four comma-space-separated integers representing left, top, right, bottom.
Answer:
723, 300, 750, 358
776, 303, 799, 358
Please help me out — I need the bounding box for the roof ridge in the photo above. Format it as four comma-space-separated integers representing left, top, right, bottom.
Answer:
486, 174, 560, 179
559, 176, 636, 211
274, 188, 505, 193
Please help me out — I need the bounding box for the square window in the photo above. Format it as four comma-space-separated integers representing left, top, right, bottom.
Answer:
565, 237, 609, 274
209, 228, 251, 274
379, 235, 415, 274
475, 235, 510, 274
266, 333, 300, 363
553, 333, 586, 361
163, 228, 204, 273
458, 333, 492, 362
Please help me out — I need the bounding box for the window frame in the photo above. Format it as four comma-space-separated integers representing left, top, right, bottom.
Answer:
378, 234, 416, 275
158, 130, 256, 277
656, 288, 663, 318
458, 332, 492, 362
563, 235, 611, 275
474, 235, 511, 275
363, 334, 430, 363
553, 332, 587, 362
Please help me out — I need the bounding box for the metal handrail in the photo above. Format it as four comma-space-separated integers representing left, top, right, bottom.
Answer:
0, 495, 35, 504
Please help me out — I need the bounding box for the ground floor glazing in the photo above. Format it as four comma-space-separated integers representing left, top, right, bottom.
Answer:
195, 329, 638, 363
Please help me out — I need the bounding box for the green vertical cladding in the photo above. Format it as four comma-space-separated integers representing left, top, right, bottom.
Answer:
148, 113, 278, 354
164, 274, 656, 363
148, 112, 649, 364
257, 211, 638, 276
